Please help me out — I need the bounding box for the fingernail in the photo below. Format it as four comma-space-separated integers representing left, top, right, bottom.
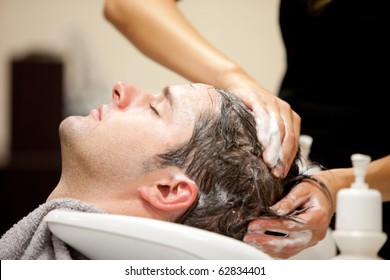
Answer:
270, 204, 288, 216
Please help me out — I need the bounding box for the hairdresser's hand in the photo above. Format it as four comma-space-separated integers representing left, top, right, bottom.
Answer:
243, 180, 334, 259
223, 73, 301, 178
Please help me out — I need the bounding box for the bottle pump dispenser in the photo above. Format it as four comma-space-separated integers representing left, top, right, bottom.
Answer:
299, 135, 321, 174
332, 154, 387, 259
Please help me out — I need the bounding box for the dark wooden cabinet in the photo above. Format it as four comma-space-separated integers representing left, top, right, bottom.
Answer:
0, 53, 63, 235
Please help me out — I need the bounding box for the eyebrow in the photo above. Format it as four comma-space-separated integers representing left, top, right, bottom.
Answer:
163, 86, 175, 109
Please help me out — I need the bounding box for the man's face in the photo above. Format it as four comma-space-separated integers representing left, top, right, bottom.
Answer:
59, 82, 221, 184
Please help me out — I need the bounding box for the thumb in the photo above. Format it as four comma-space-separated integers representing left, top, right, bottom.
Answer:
271, 193, 303, 216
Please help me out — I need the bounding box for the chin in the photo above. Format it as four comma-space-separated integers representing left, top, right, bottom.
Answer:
59, 116, 92, 148
60, 115, 93, 134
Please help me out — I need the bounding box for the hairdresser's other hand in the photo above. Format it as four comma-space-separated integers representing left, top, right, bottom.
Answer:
222, 72, 301, 178
243, 179, 334, 259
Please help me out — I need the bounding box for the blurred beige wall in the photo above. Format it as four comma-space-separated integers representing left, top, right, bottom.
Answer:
0, 0, 285, 166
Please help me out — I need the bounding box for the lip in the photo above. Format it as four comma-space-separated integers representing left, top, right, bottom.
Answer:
90, 105, 103, 121
98, 105, 104, 120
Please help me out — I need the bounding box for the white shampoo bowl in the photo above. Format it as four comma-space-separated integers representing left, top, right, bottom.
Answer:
45, 209, 273, 260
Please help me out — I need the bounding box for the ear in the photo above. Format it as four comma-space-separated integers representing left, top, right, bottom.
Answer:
139, 175, 198, 212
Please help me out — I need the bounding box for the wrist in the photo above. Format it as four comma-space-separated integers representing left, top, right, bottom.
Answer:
217, 64, 269, 100
314, 168, 354, 210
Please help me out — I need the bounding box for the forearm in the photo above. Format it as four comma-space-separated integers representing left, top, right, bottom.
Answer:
315, 155, 390, 205
104, 0, 257, 92
366, 155, 390, 201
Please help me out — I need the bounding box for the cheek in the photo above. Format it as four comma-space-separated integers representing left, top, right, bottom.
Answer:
99, 113, 193, 165
104, 118, 172, 161
87, 127, 155, 179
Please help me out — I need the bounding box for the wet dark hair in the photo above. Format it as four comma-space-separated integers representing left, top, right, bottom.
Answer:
155, 87, 330, 240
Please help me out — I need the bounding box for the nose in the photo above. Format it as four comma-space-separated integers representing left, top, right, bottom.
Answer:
112, 81, 146, 109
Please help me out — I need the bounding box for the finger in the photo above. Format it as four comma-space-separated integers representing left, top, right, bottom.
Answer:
255, 107, 283, 169
252, 103, 271, 147
264, 111, 284, 169
243, 232, 298, 258
272, 108, 301, 177
262, 127, 282, 173
244, 230, 312, 259
270, 187, 311, 215
243, 233, 287, 258
247, 217, 308, 232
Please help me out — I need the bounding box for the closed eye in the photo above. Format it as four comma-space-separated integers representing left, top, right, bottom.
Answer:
149, 104, 159, 115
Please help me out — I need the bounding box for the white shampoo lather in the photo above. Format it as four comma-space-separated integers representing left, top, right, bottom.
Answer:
332, 154, 387, 259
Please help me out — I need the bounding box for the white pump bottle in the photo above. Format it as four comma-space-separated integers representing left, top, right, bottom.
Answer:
332, 154, 387, 259
299, 135, 321, 175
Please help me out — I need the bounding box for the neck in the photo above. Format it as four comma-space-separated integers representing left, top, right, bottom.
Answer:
47, 170, 93, 202
47, 170, 172, 221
